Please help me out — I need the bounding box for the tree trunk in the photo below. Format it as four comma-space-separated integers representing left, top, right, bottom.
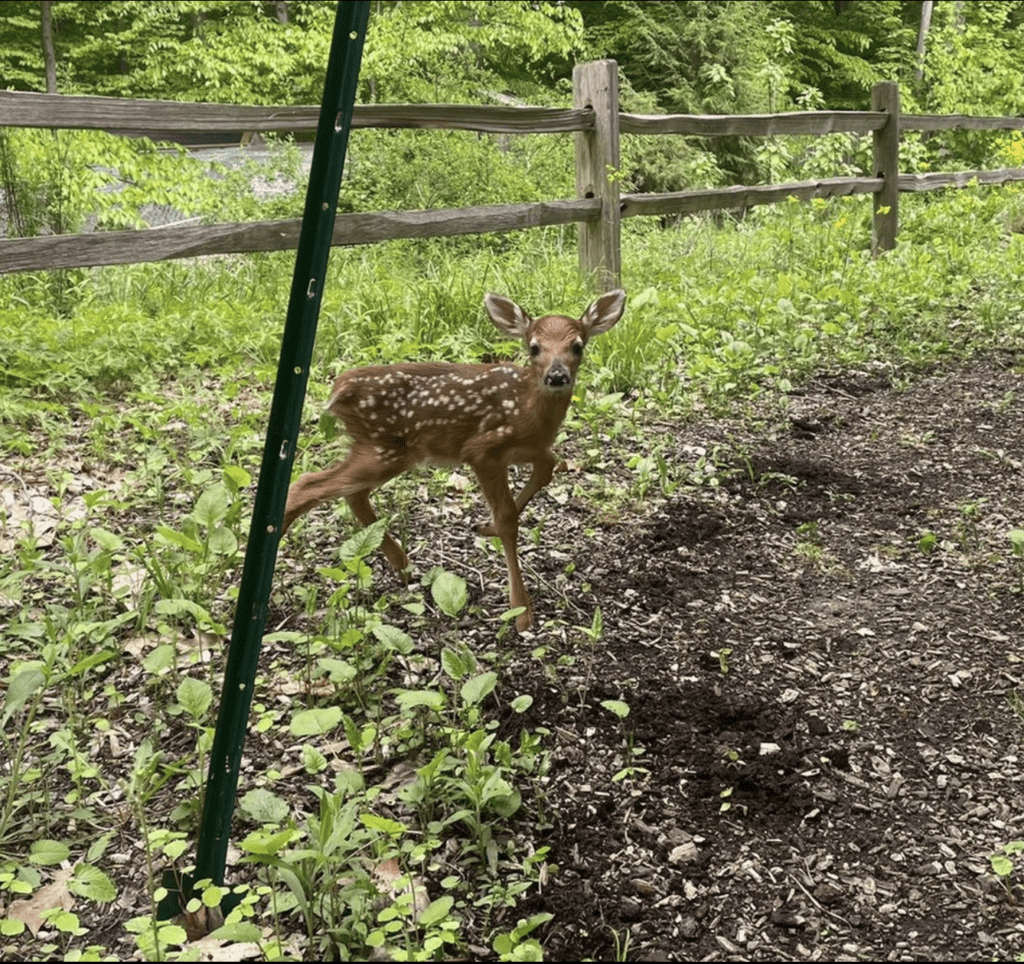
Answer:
41, 0, 58, 93
915, 0, 934, 82
274, 2, 288, 25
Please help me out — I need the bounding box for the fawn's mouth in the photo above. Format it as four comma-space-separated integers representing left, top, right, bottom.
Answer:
542, 381, 574, 395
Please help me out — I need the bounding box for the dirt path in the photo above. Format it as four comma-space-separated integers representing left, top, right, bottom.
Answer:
507, 354, 1024, 961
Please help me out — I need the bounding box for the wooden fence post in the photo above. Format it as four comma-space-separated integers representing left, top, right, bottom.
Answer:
573, 59, 621, 289
871, 81, 900, 254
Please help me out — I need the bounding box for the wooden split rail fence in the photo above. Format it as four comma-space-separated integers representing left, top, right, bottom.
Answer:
2, 61, 1024, 286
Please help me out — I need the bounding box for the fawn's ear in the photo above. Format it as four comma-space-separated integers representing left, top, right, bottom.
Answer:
582, 289, 626, 337
484, 293, 532, 339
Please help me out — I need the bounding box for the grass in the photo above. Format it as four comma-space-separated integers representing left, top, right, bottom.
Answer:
1, 184, 1024, 959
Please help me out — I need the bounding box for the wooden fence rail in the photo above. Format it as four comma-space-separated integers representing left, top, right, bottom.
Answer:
2, 62, 1024, 282
0, 201, 600, 275
0, 91, 592, 135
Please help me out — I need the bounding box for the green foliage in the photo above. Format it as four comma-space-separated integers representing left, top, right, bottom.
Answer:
576, 0, 777, 115
0, 3, 47, 89
4, 0, 1023, 239
0, 0, 337, 103
0, 124, 303, 321
3, 183, 1024, 435
989, 840, 1024, 900
913, 1, 1024, 169
620, 185, 1024, 409
0, 0, 582, 107
574, 0, 1024, 185
575, 0, 793, 187
341, 127, 574, 215
773, 0, 915, 108
492, 912, 553, 961
362, 1, 583, 103
143, 470, 249, 637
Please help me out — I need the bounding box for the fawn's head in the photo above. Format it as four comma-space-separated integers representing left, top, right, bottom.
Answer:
483, 289, 626, 395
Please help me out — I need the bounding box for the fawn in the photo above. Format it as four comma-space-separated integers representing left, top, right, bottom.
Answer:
282, 288, 626, 631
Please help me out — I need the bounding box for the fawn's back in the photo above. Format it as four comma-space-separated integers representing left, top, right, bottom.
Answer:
327, 354, 569, 470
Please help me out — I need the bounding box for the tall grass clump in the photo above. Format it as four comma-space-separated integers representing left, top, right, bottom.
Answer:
3, 185, 1023, 436
618, 184, 1024, 411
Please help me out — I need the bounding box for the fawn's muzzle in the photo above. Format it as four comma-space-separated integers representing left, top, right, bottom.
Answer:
544, 365, 571, 388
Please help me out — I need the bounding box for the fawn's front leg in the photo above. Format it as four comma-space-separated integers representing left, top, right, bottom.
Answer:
471, 461, 533, 632
476, 451, 557, 538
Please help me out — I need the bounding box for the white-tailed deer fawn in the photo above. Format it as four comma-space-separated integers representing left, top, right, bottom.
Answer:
282, 289, 626, 631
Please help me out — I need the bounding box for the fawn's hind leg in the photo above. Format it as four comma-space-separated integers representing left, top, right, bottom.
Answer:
283, 446, 414, 576
344, 488, 410, 574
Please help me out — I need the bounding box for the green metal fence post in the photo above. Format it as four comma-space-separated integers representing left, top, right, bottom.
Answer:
169, 0, 370, 909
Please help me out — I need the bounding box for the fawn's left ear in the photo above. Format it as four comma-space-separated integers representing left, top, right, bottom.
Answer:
583, 289, 626, 337
484, 293, 532, 339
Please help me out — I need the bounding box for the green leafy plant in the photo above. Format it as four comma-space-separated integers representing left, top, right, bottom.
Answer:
794, 519, 824, 562
600, 699, 649, 784
989, 841, 1024, 902
492, 912, 553, 961
956, 498, 986, 554
0, 660, 48, 843
1008, 529, 1024, 590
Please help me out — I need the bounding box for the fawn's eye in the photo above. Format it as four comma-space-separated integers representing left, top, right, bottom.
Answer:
530, 342, 541, 357
571, 342, 584, 357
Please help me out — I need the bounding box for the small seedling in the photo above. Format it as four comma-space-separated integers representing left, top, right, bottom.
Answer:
719, 785, 746, 815
917, 530, 938, 554
956, 498, 986, 553
797, 520, 820, 540
609, 925, 632, 962
795, 520, 824, 562
990, 841, 1024, 901
493, 912, 553, 961
993, 389, 1016, 415
1008, 529, 1024, 590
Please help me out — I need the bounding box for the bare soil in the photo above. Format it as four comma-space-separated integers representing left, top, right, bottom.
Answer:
501, 353, 1024, 961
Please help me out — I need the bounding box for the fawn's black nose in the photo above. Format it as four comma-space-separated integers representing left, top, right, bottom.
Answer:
544, 365, 570, 388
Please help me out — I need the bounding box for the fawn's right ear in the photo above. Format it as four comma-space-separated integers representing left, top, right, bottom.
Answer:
484, 293, 532, 340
